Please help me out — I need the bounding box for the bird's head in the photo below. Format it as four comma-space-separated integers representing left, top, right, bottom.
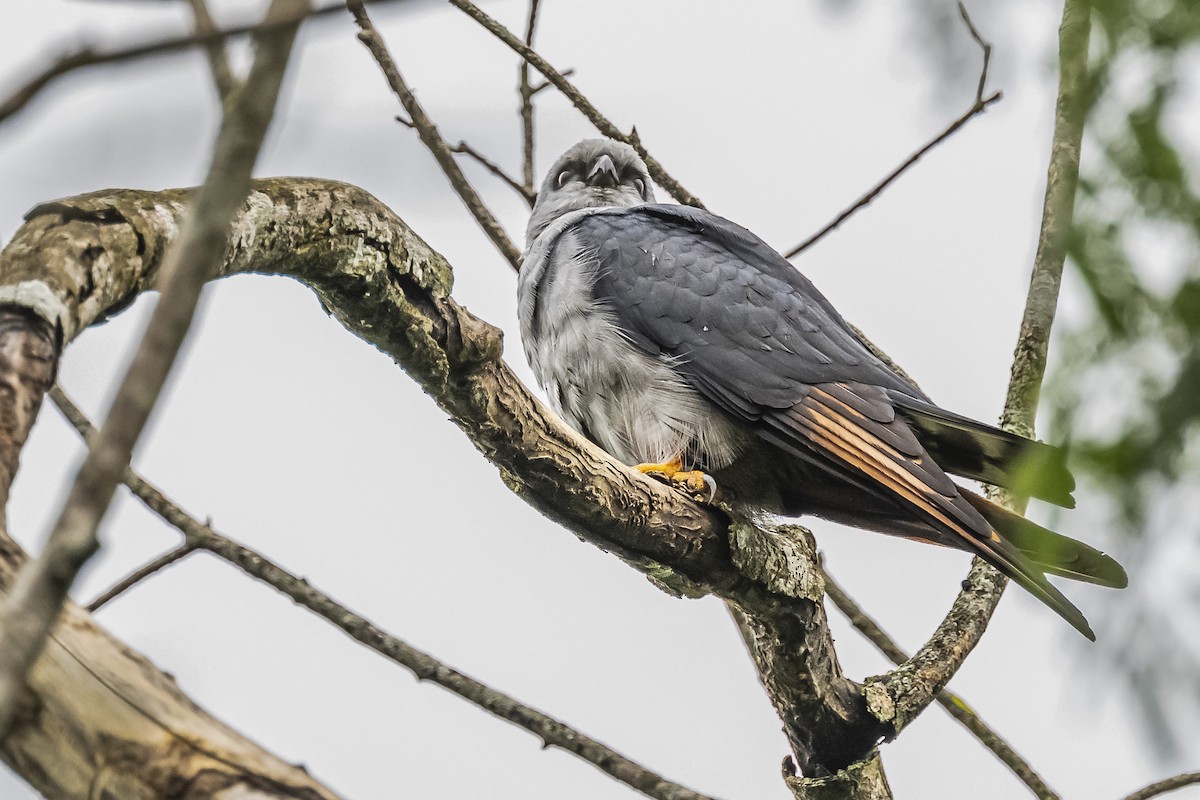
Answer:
525, 138, 656, 246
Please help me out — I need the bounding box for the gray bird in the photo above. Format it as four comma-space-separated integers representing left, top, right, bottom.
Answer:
519, 138, 1126, 639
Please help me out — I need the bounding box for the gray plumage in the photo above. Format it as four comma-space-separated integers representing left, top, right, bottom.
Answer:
519, 138, 1126, 639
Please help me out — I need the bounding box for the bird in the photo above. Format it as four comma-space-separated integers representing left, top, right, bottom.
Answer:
518, 138, 1126, 640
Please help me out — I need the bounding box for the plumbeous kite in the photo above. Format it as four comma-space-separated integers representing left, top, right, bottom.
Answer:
518, 138, 1126, 639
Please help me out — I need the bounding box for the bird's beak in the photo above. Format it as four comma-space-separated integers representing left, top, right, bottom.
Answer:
586, 154, 619, 189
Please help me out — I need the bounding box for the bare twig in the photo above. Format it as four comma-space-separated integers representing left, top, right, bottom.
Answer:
784, 2, 1001, 258
1121, 773, 1200, 800
187, 0, 240, 101
51, 390, 719, 800
0, 0, 363, 128
956, 1, 993, 105
348, 0, 523, 270
447, 0, 705, 209
85, 541, 199, 612
530, 68, 574, 96
860, 0, 1093, 735
451, 140, 536, 206
519, 0, 541, 196
0, 0, 306, 738
822, 567, 1060, 799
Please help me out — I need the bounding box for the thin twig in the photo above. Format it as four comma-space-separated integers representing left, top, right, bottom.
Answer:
519, 0, 541, 196
0, 0, 306, 739
861, 0, 1093, 736
784, 92, 1000, 258
530, 68, 573, 96
187, 0, 240, 101
822, 566, 1060, 800
447, 0, 705, 209
957, 1, 993, 105
0, 1, 363, 127
451, 140, 536, 206
51, 391, 720, 800
348, 0, 523, 270
784, 2, 1000, 258
85, 540, 199, 612
1121, 773, 1200, 800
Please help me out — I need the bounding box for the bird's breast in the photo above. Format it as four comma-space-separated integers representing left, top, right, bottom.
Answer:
518, 230, 745, 469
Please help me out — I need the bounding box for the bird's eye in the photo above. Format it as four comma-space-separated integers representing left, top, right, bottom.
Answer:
632, 177, 646, 196
556, 170, 572, 188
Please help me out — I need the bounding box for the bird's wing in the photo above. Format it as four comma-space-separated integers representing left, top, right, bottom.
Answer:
574, 205, 1095, 639
580, 204, 924, 404
774, 383, 1095, 639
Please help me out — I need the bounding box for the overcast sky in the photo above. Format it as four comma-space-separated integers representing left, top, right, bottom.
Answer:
0, 1, 1195, 798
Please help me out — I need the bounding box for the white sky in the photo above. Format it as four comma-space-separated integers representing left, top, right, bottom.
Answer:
0, 1, 1195, 798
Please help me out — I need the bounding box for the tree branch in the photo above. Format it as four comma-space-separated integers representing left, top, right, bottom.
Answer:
187, 0, 240, 102
84, 540, 199, 612
1000, 0, 1091, 441
859, 0, 1093, 735
784, 2, 1001, 258
0, 180, 890, 786
822, 567, 1059, 799
0, 0, 365, 127
446, 0, 705, 209
1121, 772, 1200, 800
347, 0, 523, 269
50, 387, 720, 800
0, 0, 306, 739
519, 0, 541, 197
449, 139, 537, 207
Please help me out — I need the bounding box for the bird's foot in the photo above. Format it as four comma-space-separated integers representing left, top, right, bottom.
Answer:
635, 456, 717, 503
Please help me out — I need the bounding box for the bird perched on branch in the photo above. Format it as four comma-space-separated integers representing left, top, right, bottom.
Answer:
518, 138, 1126, 639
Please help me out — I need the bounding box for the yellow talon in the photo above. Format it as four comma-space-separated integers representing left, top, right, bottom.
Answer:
635, 456, 717, 502
636, 455, 685, 476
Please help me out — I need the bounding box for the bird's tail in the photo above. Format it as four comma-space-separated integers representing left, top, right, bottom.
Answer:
961, 488, 1128, 588
889, 392, 1077, 508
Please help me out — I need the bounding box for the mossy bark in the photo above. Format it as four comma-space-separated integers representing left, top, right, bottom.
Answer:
0, 179, 893, 796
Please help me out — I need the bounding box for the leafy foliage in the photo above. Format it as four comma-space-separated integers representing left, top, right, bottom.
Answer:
831, 0, 1200, 757
1049, 0, 1200, 756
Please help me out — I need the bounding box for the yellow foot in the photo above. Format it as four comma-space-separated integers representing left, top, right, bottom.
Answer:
635, 456, 718, 502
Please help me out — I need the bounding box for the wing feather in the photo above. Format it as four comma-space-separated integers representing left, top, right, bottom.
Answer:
557, 204, 1097, 638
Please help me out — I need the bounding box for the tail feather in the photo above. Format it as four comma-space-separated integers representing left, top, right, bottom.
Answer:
952, 516, 1097, 640
889, 392, 1076, 508
962, 489, 1128, 588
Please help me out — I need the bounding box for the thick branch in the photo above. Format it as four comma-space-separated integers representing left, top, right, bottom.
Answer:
859, 0, 1093, 735
52, 387, 717, 800
0, 0, 305, 739
0, 179, 887, 781
0, 310, 55, 531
